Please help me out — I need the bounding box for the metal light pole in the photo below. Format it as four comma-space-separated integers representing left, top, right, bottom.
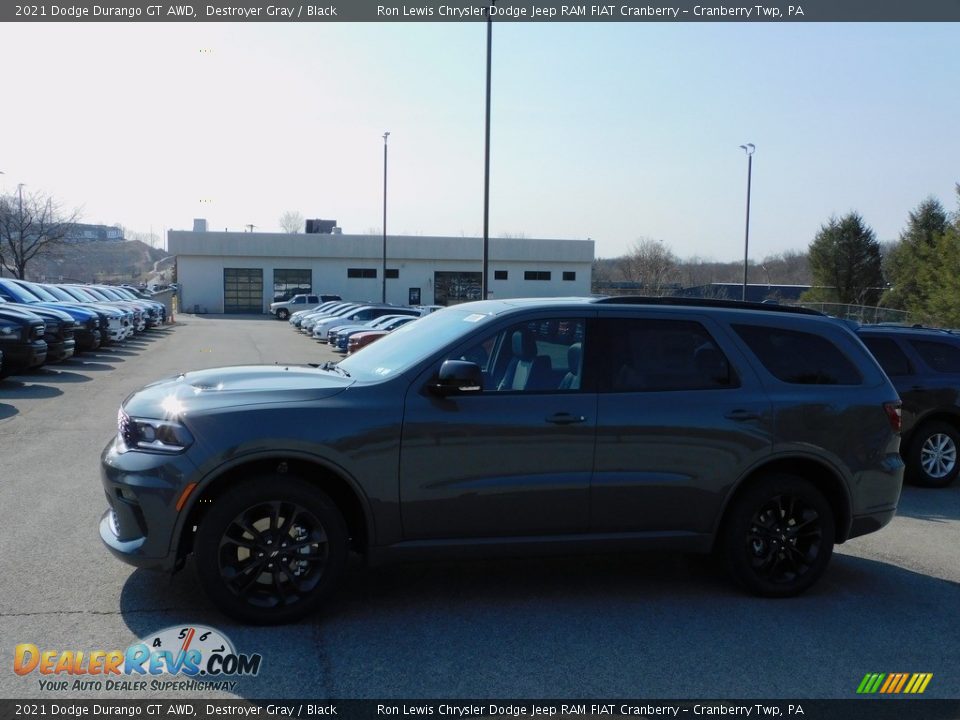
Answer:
382, 131, 390, 304
481, 0, 495, 300
17, 183, 26, 227
739, 143, 755, 301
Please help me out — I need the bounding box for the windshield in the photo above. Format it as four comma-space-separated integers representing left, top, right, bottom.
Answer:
46, 286, 77, 302
23, 282, 59, 302
65, 286, 99, 302
96, 287, 123, 300
0, 280, 41, 303
338, 306, 496, 380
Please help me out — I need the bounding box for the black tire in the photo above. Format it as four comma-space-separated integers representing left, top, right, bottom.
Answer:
721, 474, 835, 598
907, 421, 960, 488
276, 309, 290, 320
194, 476, 348, 624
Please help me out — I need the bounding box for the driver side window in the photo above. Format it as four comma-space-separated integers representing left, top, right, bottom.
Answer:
453, 318, 586, 392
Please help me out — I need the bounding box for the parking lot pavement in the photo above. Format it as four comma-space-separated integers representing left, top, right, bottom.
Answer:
1, 314, 959, 701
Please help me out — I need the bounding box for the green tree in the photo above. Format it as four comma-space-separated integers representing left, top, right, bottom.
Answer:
882, 196, 949, 309
913, 225, 960, 327
804, 212, 884, 305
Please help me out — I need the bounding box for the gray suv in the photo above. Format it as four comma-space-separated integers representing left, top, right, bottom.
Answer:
99, 297, 904, 623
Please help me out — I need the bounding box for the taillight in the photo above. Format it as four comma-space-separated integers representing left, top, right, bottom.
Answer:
884, 402, 902, 433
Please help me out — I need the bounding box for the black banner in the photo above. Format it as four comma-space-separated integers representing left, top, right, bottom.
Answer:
5, 0, 960, 23
3, 700, 960, 720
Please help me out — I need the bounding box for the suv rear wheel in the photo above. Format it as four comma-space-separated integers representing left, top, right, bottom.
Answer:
722, 475, 834, 598
908, 421, 960, 488
194, 477, 348, 624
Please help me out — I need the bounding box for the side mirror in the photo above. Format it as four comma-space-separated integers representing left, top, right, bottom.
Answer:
431, 360, 484, 396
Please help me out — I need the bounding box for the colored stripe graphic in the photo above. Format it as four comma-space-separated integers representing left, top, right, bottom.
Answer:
857, 673, 932, 694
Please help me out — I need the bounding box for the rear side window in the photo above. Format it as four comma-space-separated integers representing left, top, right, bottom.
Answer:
861, 336, 913, 377
909, 339, 960, 373
733, 324, 861, 385
595, 318, 738, 392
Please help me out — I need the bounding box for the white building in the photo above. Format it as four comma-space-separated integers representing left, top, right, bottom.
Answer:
169, 225, 594, 314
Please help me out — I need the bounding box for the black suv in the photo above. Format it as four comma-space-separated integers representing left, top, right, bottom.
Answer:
858, 325, 960, 487
100, 297, 904, 623
0, 305, 47, 378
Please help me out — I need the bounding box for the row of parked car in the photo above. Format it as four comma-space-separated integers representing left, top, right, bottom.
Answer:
0, 279, 168, 379
281, 297, 436, 354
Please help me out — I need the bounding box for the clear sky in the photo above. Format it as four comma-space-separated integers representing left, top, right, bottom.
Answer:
1, 21, 957, 260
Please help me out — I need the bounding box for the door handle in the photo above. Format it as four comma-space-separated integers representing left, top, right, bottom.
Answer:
911, 385, 928, 392
546, 412, 586, 425
724, 409, 761, 421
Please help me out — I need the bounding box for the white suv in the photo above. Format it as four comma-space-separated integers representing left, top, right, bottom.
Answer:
269, 294, 340, 320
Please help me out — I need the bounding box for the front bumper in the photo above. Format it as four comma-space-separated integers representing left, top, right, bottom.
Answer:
76, 329, 102, 352
46, 338, 76, 363
0, 339, 48, 371
99, 437, 199, 571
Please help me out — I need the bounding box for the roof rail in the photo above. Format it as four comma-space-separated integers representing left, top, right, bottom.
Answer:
592, 295, 825, 316
863, 323, 954, 333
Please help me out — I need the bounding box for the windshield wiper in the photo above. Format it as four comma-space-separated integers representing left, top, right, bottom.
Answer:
316, 361, 350, 377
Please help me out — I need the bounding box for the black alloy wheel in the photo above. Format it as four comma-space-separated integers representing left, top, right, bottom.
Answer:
195, 477, 347, 624
722, 475, 834, 597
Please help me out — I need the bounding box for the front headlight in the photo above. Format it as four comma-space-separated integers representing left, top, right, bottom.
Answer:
0, 324, 18, 339
117, 409, 194, 454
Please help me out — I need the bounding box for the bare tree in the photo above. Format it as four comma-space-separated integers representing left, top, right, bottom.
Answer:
0, 188, 79, 279
279, 210, 304, 234
618, 238, 679, 295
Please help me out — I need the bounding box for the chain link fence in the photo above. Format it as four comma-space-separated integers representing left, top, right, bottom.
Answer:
790, 302, 911, 325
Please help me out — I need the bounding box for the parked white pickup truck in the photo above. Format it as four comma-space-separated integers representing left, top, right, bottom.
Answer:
269, 293, 340, 320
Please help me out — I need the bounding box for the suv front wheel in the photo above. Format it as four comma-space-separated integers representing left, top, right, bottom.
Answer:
276, 309, 290, 320
194, 477, 348, 624
721, 475, 835, 598
908, 421, 960, 488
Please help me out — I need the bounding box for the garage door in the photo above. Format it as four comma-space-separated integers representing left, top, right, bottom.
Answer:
223, 268, 263, 313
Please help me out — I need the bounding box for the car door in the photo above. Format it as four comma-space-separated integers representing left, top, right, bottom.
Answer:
588, 312, 773, 537
399, 313, 597, 540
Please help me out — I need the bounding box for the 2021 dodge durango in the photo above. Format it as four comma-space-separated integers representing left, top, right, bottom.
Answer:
100, 297, 904, 623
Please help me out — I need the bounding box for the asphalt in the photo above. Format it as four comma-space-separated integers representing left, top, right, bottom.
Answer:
1, 314, 958, 703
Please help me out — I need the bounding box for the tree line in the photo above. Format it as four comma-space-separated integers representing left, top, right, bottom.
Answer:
596, 183, 960, 327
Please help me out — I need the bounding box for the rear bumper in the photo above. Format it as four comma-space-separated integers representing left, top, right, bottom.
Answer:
848, 507, 897, 540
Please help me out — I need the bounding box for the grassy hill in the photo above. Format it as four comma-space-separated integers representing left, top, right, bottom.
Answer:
23, 240, 171, 285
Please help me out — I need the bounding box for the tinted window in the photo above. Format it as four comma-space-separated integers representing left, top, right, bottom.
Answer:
596, 318, 738, 392
494, 270, 508, 280
910, 339, 960, 373
861, 336, 912, 376
734, 324, 861, 385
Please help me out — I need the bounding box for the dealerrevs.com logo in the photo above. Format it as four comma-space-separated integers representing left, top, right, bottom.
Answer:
13, 625, 262, 693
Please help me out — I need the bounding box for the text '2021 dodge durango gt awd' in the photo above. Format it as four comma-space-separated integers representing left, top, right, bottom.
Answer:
100, 297, 904, 623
